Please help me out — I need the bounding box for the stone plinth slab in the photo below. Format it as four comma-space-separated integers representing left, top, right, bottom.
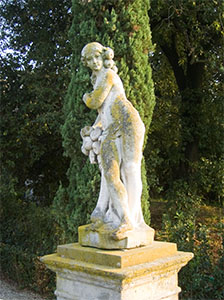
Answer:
58, 241, 177, 268
41, 241, 193, 300
78, 224, 155, 249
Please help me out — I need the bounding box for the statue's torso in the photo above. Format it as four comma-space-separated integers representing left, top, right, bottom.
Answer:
95, 69, 144, 137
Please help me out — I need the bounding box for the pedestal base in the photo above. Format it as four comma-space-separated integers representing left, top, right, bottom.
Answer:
78, 224, 155, 249
41, 241, 193, 300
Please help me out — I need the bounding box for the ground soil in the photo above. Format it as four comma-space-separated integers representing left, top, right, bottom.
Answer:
0, 275, 50, 300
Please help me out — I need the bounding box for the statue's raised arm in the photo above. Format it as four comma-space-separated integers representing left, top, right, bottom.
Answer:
80, 42, 154, 249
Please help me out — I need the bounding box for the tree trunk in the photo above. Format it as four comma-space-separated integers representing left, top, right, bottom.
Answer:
161, 42, 205, 179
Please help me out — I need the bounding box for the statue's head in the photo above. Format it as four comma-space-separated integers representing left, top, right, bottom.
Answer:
81, 42, 104, 72
81, 42, 117, 73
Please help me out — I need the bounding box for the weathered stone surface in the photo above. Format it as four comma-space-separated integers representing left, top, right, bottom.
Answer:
78, 224, 155, 249
41, 241, 193, 300
57, 241, 177, 268
80, 42, 150, 245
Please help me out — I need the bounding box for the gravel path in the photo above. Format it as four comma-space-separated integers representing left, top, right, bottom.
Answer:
0, 277, 48, 300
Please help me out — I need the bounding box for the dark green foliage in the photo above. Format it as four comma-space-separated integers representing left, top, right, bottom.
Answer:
0, 0, 71, 294
178, 224, 224, 299
0, 175, 58, 295
0, 244, 55, 297
147, 0, 224, 204
54, 0, 155, 240
0, 61, 69, 206
0, 0, 71, 204
159, 181, 224, 299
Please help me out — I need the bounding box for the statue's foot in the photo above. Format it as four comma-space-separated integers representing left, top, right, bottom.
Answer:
90, 208, 105, 231
99, 222, 117, 232
111, 222, 133, 241
91, 208, 104, 223
90, 220, 103, 231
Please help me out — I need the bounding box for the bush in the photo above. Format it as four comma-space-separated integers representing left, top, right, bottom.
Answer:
159, 181, 224, 299
178, 223, 224, 300
0, 189, 59, 296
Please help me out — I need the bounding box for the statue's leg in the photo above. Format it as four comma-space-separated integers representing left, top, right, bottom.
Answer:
122, 160, 144, 226
101, 138, 133, 239
121, 125, 146, 227
90, 170, 109, 228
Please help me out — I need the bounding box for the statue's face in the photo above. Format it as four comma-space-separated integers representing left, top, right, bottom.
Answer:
85, 50, 103, 72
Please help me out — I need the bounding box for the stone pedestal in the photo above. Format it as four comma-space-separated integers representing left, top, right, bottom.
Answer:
78, 224, 155, 249
41, 241, 193, 300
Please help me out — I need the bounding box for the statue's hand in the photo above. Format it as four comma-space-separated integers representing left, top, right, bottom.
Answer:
83, 93, 89, 104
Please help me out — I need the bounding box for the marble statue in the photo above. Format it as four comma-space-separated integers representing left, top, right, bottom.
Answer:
80, 42, 152, 243
40, 44, 193, 300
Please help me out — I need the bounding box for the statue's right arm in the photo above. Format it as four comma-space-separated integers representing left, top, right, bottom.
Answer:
83, 70, 113, 110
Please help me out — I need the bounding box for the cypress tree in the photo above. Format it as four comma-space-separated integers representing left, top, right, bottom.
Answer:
54, 0, 155, 241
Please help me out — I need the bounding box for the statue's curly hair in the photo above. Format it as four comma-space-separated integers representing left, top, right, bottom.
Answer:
81, 42, 117, 73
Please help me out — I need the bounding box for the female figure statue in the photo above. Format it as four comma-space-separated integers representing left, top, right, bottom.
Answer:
81, 42, 148, 240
